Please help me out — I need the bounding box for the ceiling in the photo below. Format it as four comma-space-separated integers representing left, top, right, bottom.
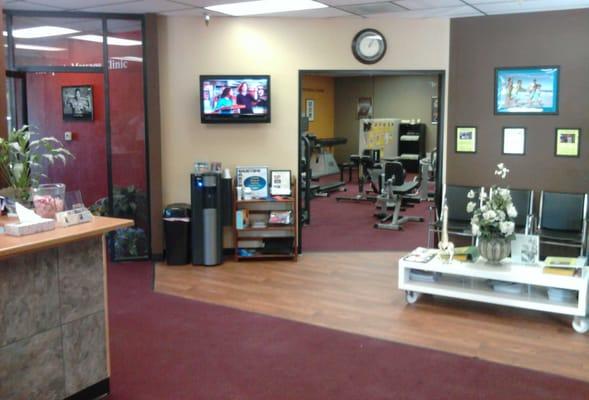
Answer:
4, 0, 589, 19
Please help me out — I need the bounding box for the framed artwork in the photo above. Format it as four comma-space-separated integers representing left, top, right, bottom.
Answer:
511, 234, 540, 265
305, 99, 315, 122
431, 96, 439, 124
502, 127, 526, 155
357, 97, 373, 119
555, 128, 580, 157
62, 85, 93, 121
455, 126, 477, 153
494, 66, 559, 115
270, 170, 292, 196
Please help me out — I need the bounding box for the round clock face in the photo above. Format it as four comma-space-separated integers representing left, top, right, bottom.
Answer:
352, 29, 387, 64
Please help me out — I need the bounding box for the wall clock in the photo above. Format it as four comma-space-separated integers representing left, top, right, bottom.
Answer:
351, 28, 387, 64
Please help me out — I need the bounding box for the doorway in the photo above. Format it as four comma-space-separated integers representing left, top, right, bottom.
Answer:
298, 70, 445, 253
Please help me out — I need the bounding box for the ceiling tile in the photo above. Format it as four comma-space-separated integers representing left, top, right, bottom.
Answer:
339, 2, 404, 15
394, 5, 483, 17
169, 0, 255, 6
4, 0, 66, 11
261, 7, 353, 18
79, 0, 191, 13
477, 0, 589, 14
394, 0, 464, 10
320, 0, 397, 5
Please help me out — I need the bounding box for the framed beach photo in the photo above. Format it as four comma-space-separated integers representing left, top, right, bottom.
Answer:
555, 128, 580, 157
455, 126, 477, 153
62, 85, 93, 121
502, 127, 526, 155
494, 66, 559, 115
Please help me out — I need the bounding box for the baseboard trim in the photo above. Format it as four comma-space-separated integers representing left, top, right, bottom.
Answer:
64, 378, 110, 400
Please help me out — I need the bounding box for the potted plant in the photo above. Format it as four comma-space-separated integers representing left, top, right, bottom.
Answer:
0, 125, 74, 203
466, 163, 517, 264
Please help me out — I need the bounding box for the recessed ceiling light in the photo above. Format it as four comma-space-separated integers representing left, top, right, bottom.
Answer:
205, 0, 328, 16
11, 26, 79, 39
70, 35, 142, 46
15, 44, 66, 52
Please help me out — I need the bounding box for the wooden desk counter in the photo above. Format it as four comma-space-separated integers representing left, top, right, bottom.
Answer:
0, 215, 133, 400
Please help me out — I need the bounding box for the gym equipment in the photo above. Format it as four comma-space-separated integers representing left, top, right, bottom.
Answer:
374, 162, 423, 230
310, 136, 348, 178
336, 149, 381, 203
191, 172, 223, 266
305, 134, 347, 197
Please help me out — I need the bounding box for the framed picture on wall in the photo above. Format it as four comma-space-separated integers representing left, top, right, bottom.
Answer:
502, 127, 526, 155
305, 99, 315, 122
555, 128, 581, 157
494, 66, 559, 115
431, 96, 439, 124
357, 97, 372, 119
455, 126, 477, 153
62, 85, 94, 121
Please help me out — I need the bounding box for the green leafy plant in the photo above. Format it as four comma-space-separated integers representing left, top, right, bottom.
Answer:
0, 125, 74, 202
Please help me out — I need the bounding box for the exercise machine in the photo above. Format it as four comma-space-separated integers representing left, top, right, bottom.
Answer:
305, 134, 347, 196
336, 149, 381, 203
374, 162, 423, 230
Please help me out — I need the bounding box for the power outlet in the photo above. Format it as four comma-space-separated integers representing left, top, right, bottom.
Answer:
64, 131, 73, 141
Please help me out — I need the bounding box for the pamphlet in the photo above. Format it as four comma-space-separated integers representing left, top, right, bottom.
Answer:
403, 247, 438, 263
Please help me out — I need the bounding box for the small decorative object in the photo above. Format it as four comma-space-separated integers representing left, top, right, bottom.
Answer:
455, 126, 477, 153
495, 66, 559, 114
555, 128, 580, 157
467, 163, 517, 265
0, 125, 74, 203
351, 28, 387, 64
270, 170, 291, 196
31, 183, 66, 219
62, 85, 94, 121
438, 203, 455, 263
502, 127, 526, 155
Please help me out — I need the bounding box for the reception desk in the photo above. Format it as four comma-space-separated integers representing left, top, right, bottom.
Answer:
0, 216, 132, 400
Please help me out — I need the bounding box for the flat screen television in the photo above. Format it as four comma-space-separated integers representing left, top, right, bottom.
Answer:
200, 75, 271, 123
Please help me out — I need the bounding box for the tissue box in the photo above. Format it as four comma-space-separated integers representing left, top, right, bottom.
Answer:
4, 219, 56, 236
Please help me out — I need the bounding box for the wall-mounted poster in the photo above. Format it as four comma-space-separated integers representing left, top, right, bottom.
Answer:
431, 96, 439, 124
270, 170, 292, 196
455, 126, 477, 153
62, 85, 93, 121
357, 97, 373, 119
236, 166, 269, 199
495, 66, 559, 114
305, 99, 315, 122
502, 127, 526, 155
555, 128, 580, 157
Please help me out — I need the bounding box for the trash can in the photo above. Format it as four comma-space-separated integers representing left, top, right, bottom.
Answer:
163, 203, 191, 265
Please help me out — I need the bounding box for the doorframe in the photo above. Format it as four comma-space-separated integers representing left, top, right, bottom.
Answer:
297, 69, 446, 252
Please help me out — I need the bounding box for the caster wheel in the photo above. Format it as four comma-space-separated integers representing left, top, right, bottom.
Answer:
572, 317, 589, 334
405, 290, 421, 304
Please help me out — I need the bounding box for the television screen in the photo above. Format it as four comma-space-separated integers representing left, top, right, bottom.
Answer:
200, 75, 270, 123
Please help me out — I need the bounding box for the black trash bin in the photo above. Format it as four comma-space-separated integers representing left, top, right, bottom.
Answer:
163, 203, 191, 265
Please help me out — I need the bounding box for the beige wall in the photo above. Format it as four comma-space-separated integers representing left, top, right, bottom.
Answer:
158, 16, 450, 204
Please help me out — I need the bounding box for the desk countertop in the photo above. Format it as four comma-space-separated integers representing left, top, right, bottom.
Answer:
0, 216, 133, 260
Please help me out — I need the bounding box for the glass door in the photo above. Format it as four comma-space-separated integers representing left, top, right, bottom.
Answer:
5, 71, 27, 133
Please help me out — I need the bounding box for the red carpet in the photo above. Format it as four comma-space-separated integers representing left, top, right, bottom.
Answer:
302, 173, 430, 252
108, 261, 589, 399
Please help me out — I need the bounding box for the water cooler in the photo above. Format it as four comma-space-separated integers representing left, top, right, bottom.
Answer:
191, 172, 222, 266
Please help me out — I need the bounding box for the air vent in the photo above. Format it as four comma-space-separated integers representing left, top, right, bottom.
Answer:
339, 2, 404, 15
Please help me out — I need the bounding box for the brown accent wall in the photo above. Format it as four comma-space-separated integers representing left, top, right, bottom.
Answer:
0, 5, 7, 141
447, 10, 589, 193
145, 14, 164, 257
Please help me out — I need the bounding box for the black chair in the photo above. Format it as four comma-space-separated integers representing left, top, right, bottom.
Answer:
427, 184, 482, 248
506, 188, 534, 234
536, 191, 588, 256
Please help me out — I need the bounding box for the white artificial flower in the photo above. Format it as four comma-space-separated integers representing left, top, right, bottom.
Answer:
483, 210, 496, 221
497, 210, 506, 221
507, 204, 518, 218
480, 190, 487, 200
466, 201, 476, 213
467, 190, 475, 199
499, 221, 515, 236
471, 223, 480, 236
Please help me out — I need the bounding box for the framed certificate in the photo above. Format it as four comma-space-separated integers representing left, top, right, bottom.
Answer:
455, 126, 477, 153
555, 128, 580, 157
236, 166, 269, 199
270, 170, 292, 196
502, 127, 526, 155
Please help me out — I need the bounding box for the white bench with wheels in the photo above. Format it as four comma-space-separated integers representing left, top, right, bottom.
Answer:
398, 252, 589, 333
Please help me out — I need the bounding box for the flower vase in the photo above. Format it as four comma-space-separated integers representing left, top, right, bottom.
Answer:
478, 237, 510, 265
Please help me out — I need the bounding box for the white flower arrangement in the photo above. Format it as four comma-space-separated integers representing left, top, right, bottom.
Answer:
466, 163, 517, 240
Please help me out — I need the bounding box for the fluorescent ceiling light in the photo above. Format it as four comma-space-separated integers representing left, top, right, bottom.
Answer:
111, 56, 143, 63
70, 35, 142, 46
15, 43, 66, 52
205, 0, 328, 16
11, 26, 79, 39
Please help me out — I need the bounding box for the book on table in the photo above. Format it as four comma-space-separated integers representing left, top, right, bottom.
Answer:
403, 247, 438, 263
544, 257, 579, 268
453, 246, 479, 262
543, 267, 577, 277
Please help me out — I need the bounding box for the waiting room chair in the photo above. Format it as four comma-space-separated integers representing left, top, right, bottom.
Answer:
427, 184, 482, 248
506, 188, 534, 234
536, 191, 588, 256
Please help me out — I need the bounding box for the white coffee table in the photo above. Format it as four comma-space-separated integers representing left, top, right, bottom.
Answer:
398, 251, 589, 333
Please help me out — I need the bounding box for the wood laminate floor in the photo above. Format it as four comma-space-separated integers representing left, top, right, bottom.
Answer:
154, 252, 589, 382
